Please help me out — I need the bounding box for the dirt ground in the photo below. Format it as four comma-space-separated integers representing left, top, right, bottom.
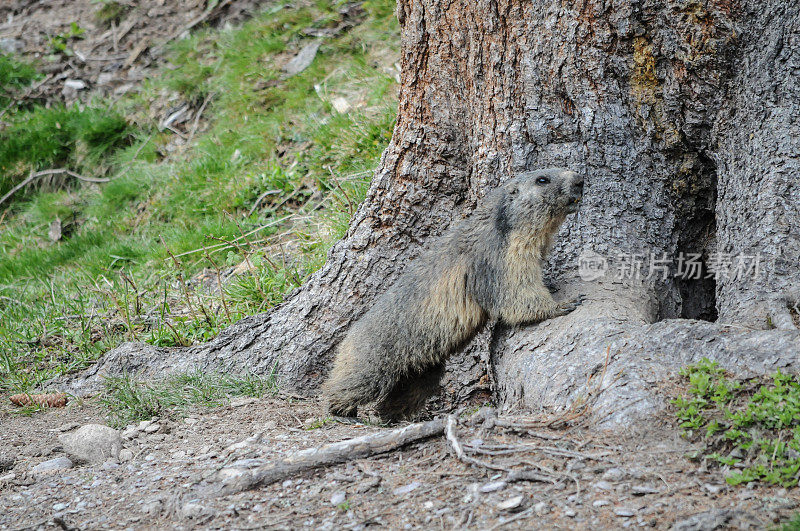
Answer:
1, 397, 797, 530
0, 0, 267, 106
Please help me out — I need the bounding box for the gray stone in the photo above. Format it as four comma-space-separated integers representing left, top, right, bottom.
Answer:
593, 480, 613, 491
283, 40, 322, 77
497, 495, 524, 511
53, 502, 68, 511
230, 397, 258, 407
180, 500, 208, 519
0, 38, 22, 54
58, 424, 122, 464
480, 480, 507, 493
616, 508, 636, 517
592, 500, 610, 508
602, 468, 626, 481
97, 72, 116, 86
143, 423, 161, 434
141, 498, 164, 516
631, 485, 660, 495
119, 449, 134, 462
64, 79, 87, 90
32, 457, 73, 474
392, 482, 420, 495
330, 491, 346, 506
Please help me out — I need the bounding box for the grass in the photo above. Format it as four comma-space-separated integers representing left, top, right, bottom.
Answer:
674, 358, 800, 487
101, 369, 278, 427
0, 0, 399, 405
0, 104, 134, 198
0, 53, 39, 107
778, 514, 800, 530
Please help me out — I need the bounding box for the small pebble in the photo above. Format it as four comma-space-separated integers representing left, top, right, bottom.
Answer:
393, 482, 420, 495
593, 500, 611, 507
496, 495, 524, 511
602, 468, 626, 481
480, 480, 507, 493
32, 457, 73, 474
593, 480, 614, 491
330, 491, 346, 506
616, 508, 636, 517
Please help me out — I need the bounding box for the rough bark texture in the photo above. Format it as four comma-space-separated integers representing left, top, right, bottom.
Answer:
63, 0, 800, 426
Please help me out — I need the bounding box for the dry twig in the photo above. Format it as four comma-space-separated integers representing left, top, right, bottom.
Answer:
0, 169, 109, 208
445, 415, 509, 472
212, 417, 445, 496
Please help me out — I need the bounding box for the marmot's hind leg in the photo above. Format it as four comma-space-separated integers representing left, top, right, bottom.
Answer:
375, 363, 445, 422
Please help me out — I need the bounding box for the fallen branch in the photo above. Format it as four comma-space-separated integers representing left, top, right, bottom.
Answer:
445, 415, 509, 471
213, 417, 445, 496
0, 169, 109, 208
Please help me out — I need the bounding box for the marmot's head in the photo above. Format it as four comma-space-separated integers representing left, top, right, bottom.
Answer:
499, 168, 583, 232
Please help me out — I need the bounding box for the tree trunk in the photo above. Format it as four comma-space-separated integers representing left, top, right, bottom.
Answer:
65, 0, 800, 425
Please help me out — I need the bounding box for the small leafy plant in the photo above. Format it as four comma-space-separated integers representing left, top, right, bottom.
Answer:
674, 358, 800, 487
50, 22, 86, 55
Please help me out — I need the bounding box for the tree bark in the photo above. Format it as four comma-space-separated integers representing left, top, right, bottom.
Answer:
65, 0, 800, 425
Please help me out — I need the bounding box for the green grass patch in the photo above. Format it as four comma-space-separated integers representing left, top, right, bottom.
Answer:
0, 53, 39, 107
0, 0, 398, 401
0, 104, 134, 198
101, 370, 278, 427
674, 358, 800, 487
778, 514, 800, 531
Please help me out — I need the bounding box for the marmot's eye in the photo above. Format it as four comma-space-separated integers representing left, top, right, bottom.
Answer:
536, 177, 550, 185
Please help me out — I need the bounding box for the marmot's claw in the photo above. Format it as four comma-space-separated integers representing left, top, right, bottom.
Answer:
559, 294, 584, 315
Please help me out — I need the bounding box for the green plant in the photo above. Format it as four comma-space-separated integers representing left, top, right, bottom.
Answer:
777, 513, 800, 531
0, 104, 133, 198
0, 0, 398, 413
674, 359, 800, 487
0, 53, 39, 106
50, 22, 86, 55
94, 1, 130, 27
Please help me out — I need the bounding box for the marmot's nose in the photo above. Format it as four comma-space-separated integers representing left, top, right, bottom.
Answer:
571, 176, 584, 196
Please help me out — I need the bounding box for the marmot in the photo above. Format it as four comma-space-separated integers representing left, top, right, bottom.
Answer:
323, 168, 584, 420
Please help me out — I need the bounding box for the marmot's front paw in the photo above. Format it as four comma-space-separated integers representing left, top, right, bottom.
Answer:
557, 294, 584, 316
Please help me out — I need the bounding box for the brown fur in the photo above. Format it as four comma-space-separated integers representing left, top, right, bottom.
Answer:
323, 168, 584, 421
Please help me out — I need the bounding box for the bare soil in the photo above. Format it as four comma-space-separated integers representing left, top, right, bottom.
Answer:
1, 397, 797, 530
0, 0, 265, 107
